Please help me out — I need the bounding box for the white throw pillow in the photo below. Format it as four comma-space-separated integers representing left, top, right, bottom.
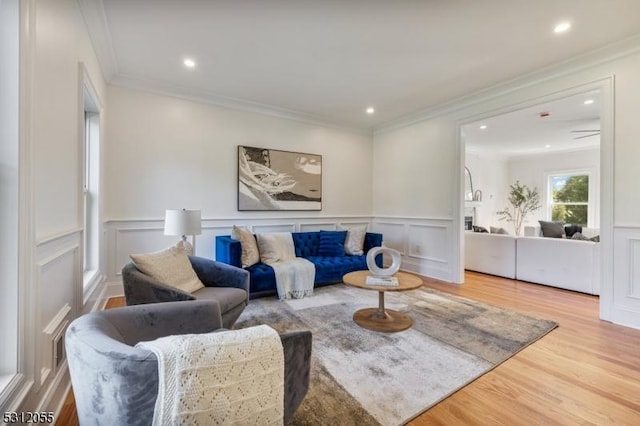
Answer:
339, 225, 367, 255
231, 225, 260, 267
256, 233, 296, 264
130, 245, 204, 293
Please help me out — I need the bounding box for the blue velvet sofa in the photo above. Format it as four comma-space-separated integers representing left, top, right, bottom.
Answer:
216, 231, 383, 298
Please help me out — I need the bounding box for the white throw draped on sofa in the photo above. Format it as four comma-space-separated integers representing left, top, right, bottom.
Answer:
270, 258, 315, 300
256, 232, 315, 299
137, 325, 284, 426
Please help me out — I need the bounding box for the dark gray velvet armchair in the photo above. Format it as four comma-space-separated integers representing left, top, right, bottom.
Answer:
122, 255, 250, 328
66, 301, 312, 425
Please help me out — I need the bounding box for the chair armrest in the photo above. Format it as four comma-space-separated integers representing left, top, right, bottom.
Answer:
280, 330, 312, 424
215, 235, 243, 268
189, 256, 250, 301
101, 300, 225, 345
122, 263, 195, 305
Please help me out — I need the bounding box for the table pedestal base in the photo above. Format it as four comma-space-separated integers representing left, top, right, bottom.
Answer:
353, 308, 413, 332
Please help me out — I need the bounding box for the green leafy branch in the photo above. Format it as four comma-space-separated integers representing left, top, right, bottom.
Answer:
496, 181, 541, 236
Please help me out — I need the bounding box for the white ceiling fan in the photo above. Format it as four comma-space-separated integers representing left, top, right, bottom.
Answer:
570, 129, 600, 140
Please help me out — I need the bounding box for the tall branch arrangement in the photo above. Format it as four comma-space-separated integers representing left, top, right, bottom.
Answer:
496, 181, 541, 236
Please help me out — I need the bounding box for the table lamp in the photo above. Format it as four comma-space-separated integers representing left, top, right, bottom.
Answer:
164, 209, 202, 255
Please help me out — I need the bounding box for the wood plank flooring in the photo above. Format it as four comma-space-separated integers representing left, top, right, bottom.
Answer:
57, 273, 640, 425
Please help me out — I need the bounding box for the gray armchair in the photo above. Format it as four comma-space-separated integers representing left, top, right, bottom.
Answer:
66, 301, 312, 425
122, 255, 250, 328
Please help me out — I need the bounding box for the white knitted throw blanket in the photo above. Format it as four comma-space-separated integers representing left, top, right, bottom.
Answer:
136, 325, 284, 426
269, 258, 315, 300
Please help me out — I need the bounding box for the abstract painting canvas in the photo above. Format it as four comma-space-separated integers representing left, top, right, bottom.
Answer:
238, 145, 322, 211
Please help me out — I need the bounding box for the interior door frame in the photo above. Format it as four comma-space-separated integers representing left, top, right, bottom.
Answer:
453, 77, 614, 321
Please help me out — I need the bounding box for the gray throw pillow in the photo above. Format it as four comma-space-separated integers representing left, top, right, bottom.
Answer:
571, 232, 589, 241
539, 220, 565, 238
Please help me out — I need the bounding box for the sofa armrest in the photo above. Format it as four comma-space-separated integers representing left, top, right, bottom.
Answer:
280, 330, 312, 424
215, 235, 243, 268
122, 263, 195, 305
189, 256, 250, 302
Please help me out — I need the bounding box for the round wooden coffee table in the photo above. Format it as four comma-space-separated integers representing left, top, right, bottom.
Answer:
343, 270, 423, 332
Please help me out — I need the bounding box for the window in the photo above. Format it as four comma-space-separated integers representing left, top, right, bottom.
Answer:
0, 0, 19, 397
82, 83, 101, 292
547, 171, 592, 227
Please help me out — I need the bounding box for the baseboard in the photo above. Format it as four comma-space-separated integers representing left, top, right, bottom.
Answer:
401, 258, 453, 283
34, 365, 70, 418
105, 280, 124, 299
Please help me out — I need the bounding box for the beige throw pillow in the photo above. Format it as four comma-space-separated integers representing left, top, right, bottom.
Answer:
130, 246, 204, 293
256, 233, 296, 264
340, 225, 367, 255
231, 225, 260, 267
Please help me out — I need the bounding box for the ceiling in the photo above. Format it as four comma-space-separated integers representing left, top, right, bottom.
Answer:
463, 89, 601, 157
85, 0, 640, 131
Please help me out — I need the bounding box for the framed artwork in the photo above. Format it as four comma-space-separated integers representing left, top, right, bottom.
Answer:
238, 145, 322, 211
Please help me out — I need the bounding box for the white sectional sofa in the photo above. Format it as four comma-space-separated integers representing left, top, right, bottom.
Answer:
464, 231, 600, 295
516, 237, 600, 295
465, 232, 517, 279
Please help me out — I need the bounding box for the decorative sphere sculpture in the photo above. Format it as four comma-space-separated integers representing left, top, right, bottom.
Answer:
366, 246, 401, 277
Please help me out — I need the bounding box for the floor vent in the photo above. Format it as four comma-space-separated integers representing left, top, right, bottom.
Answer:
41, 304, 71, 385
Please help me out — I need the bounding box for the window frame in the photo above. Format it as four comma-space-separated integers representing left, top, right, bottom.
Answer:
545, 168, 596, 228
80, 66, 103, 301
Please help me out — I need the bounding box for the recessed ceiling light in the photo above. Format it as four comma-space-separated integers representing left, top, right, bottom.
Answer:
545, 144, 551, 148
584, 99, 594, 105
366, 107, 375, 114
479, 125, 487, 130
554, 22, 571, 34
183, 58, 196, 68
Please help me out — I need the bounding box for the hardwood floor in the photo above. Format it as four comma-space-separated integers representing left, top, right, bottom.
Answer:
58, 273, 640, 425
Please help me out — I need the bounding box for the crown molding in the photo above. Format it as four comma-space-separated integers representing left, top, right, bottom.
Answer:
374, 33, 640, 135
77, 0, 118, 80
110, 73, 371, 136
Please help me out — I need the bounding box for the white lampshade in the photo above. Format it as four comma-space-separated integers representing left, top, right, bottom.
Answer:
164, 209, 202, 236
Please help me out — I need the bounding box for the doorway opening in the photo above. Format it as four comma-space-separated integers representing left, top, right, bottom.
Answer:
455, 78, 613, 320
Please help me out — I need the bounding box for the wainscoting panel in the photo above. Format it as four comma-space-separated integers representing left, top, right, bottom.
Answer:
105, 216, 374, 284
113, 226, 179, 277
407, 224, 448, 263
37, 245, 79, 334
372, 222, 405, 254
252, 223, 297, 234
612, 226, 640, 329
372, 217, 454, 282
106, 217, 455, 289
35, 233, 81, 398
299, 222, 338, 232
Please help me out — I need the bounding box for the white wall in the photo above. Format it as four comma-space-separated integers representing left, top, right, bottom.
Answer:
33, 0, 106, 238
507, 147, 600, 228
465, 152, 509, 230
105, 86, 373, 220
104, 85, 374, 282
373, 47, 640, 329
5, 0, 108, 416
371, 118, 457, 280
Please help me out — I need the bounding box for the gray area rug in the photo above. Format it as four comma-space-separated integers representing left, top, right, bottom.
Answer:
234, 284, 557, 425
